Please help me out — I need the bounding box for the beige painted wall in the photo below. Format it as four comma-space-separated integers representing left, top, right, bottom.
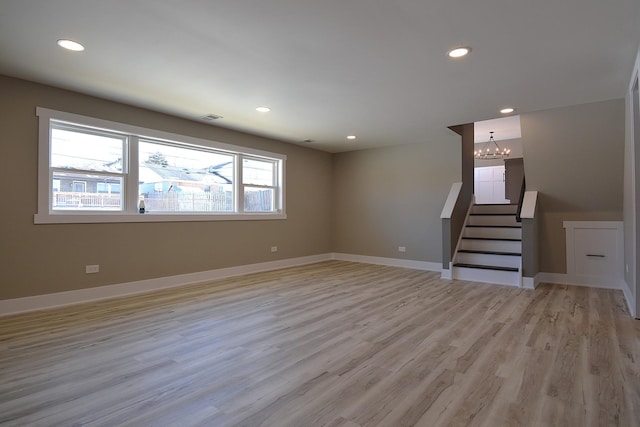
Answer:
521, 99, 625, 274
331, 139, 461, 263
0, 76, 333, 300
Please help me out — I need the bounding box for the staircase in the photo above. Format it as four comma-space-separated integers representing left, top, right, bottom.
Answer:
452, 203, 522, 286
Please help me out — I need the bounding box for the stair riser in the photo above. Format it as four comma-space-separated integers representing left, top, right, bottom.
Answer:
471, 204, 518, 215
453, 266, 521, 287
460, 239, 522, 253
455, 252, 522, 269
463, 227, 522, 239
468, 215, 520, 226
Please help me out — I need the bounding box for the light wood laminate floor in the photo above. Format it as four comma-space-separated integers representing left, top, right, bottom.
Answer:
0, 261, 638, 426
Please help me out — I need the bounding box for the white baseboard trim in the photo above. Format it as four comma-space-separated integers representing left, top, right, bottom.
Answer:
522, 276, 539, 290
537, 272, 624, 290
0, 253, 333, 317
331, 253, 441, 272
7, 253, 629, 319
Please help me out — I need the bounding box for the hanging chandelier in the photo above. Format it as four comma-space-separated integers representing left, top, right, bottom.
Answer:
474, 131, 510, 160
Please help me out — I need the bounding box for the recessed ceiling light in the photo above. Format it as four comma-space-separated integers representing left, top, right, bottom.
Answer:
256, 106, 271, 113
500, 107, 515, 114
447, 47, 470, 58
347, 135, 357, 140
57, 39, 85, 51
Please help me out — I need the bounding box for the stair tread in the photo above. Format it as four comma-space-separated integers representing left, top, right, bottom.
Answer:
466, 225, 522, 228
462, 237, 522, 242
470, 213, 517, 216
473, 203, 517, 206
457, 249, 522, 256
453, 263, 519, 272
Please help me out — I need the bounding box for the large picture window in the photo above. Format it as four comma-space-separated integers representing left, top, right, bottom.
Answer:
139, 140, 235, 213
36, 108, 286, 223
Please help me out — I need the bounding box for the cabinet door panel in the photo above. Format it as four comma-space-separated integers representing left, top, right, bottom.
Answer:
574, 228, 617, 277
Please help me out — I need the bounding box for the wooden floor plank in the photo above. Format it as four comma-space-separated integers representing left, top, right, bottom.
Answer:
0, 261, 638, 426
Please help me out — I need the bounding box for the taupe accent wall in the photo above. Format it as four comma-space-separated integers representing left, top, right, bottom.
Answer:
331, 138, 460, 263
520, 99, 625, 274
0, 76, 333, 300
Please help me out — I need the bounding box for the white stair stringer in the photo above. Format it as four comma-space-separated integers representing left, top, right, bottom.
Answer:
452, 203, 523, 287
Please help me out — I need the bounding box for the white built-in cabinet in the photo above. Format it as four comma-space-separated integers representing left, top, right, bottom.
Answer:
564, 221, 624, 289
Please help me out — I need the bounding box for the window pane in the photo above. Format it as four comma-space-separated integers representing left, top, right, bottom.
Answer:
139, 140, 234, 212
51, 125, 124, 172
243, 158, 274, 186
244, 186, 274, 212
52, 172, 123, 211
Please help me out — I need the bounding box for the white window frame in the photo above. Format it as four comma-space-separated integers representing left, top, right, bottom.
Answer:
35, 107, 286, 224
240, 155, 282, 213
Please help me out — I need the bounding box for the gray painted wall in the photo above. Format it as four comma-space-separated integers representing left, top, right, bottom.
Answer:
521, 99, 625, 274
332, 138, 460, 264
0, 76, 333, 300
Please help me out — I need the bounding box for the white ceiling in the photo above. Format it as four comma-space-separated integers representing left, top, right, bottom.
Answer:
0, 1, 638, 153
475, 116, 521, 143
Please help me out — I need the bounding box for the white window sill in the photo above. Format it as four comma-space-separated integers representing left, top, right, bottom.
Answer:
34, 212, 287, 224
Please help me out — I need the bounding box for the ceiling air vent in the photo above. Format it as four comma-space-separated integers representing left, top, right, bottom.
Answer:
201, 113, 223, 121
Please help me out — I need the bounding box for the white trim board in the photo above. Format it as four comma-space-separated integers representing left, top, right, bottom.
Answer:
440, 182, 462, 219
332, 253, 441, 272
441, 263, 453, 280
0, 254, 332, 317
522, 276, 539, 290
8, 252, 630, 319
537, 272, 625, 290
0, 253, 442, 317
520, 191, 538, 219
622, 281, 638, 319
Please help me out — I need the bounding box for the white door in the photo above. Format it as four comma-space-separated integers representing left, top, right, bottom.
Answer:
474, 166, 509, 204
